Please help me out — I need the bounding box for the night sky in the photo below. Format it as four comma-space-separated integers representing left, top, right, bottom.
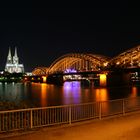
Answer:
0, 2, 140, 72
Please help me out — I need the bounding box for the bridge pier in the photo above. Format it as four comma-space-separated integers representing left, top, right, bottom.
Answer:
46, 74, 64, 85
99, 74, 107, 87
107, 71, 131, 87
42, 76, 47, 83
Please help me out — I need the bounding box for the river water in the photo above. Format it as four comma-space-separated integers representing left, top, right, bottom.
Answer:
0, 81, 140, 110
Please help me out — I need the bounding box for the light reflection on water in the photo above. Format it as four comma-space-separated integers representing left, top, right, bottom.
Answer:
41, 83, 47, 107
130, 86, 137, 98
0, 82, 140, 109
95, 88, 108, 101
94, 88, 109, 114
128, 86, 139, 108
63, 81, 81, 105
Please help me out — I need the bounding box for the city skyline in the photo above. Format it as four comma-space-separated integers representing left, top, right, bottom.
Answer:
0, 3, 140, 71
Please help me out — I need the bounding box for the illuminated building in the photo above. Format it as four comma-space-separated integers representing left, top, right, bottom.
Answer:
5, 47, 24, 73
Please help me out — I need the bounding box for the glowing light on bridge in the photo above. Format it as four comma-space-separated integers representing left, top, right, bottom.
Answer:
116, 61, 120, 65
103, 62, 108, 67
63, 69, 81, 81
99, 74, 107, 87
42, 76, 47, 83
64, 69, 77, 73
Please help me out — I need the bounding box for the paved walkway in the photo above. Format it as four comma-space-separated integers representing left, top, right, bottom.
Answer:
1, 112, 140, 140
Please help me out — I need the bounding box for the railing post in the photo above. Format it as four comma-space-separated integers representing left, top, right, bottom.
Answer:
30, 109, 33, 129
122, 99, 125, 115
69, 105, 71, 125
99, 102, 102, 120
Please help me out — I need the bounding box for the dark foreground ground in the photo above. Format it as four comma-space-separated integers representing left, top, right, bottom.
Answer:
1, 112, 140, 140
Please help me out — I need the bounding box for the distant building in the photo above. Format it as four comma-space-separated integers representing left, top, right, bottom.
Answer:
5, 47, 24, 73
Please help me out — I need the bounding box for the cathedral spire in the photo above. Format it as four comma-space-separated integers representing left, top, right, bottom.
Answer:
13, 47, 19, 64
7, 47, 12, 64
14, 47, 18, 57
8, 47, 12, 58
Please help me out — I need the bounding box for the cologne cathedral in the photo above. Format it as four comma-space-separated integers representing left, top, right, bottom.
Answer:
5, 47, 24, 73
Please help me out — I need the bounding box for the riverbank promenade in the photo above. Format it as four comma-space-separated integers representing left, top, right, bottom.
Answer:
1, 111, 140, 140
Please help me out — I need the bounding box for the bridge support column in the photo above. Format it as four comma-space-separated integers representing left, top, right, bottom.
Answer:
46, 74, 64, 85
107, 71, 131, 87
42, 76, 47, 83
99, 74, 107, 87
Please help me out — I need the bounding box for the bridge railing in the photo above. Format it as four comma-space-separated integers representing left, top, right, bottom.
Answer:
1, 97, 140, 133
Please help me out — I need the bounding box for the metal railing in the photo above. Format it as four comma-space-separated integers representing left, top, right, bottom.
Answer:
1, 97, 140, 133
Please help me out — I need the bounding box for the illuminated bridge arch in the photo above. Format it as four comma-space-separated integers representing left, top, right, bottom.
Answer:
110, 45, 140, 68
47, 53, 109, 74
32, 67, 49, 75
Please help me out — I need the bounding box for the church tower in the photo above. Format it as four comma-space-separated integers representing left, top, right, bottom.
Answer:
5, 47, 24, 73
6, 47, 12, 64
13, 47, 19, 64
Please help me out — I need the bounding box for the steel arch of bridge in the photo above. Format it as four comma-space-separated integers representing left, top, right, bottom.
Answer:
32, 45, 140, 75
47, 53, 109, 74
110, 45, 140, 67
32, 67, 48, 75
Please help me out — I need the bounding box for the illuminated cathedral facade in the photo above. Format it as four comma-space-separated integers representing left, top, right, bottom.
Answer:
5, 47, 24, 73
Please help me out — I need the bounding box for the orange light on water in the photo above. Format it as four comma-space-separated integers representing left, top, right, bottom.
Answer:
41, 83, 47, 106
95, 88, 108, 101
95, 88, 108, 114
99, 74, 107, 87
130, 86, 137, 98
129, 86, 138, 107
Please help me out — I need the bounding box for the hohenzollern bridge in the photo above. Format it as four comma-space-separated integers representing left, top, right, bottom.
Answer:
32, 45, 140, 76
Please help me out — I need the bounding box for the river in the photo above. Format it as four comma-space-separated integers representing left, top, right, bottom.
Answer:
0, 81, 140, 110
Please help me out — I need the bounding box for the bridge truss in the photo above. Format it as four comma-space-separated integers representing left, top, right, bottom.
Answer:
32, 67, 48, 75
47, 53, 109, 74
32, 45, 140, 75
110, 45, 140, 68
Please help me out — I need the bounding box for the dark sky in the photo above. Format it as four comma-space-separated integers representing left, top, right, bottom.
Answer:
0, 2, 140, 71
